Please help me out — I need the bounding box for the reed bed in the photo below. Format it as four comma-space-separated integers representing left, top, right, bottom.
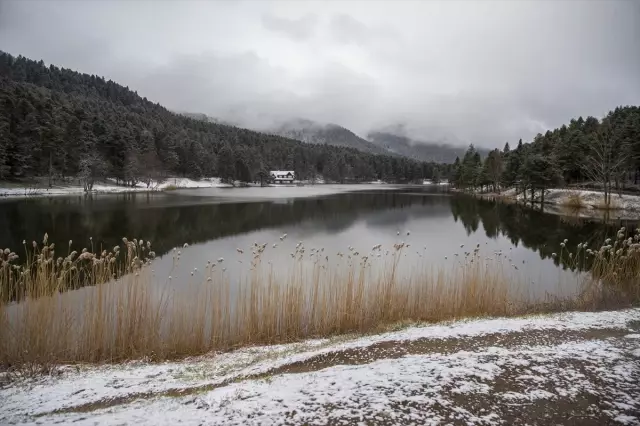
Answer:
0, 234, 154, 303
1, 230, 638, 369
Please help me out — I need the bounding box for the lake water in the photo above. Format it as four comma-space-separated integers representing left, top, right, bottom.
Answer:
1, 184, 637, 300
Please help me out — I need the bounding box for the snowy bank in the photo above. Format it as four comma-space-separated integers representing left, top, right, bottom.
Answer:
0, 178, 231, 198
2, 308, 639, 425
423, 179, 450, 185
500, 188, 640, 212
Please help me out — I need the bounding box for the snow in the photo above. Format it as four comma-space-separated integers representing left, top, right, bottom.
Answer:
616, 415, 640, 425
2, 308, 639, 425
423, 179, 450, 185
500, 188, 640, 212
0, 178, 231, 198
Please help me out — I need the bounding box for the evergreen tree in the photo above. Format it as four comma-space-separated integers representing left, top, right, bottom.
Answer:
234, 146, 252, 183
501, 139, 523, 189
451, 157, 461, 187
523, 154, 561, 205
484, 149, 503, 192
459, 145, 479, 189
256, 163, 269, 187
217, 143, 236, 183
0, 50, 638, 191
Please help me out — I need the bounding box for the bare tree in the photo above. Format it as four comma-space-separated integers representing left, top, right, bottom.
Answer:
141, 149, 164, 188
78, 152, 108, 192
124, 150, 141, 187
583, 119, 630, 207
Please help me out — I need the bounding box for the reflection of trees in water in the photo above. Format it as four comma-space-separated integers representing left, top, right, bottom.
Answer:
0, 191, 450, 260
363, 195, 450, 229
450, 195, 639, 272
8, 190, 631, 275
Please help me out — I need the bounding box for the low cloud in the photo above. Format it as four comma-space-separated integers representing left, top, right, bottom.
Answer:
261, 13, 318, 41
1, 0, 638, 147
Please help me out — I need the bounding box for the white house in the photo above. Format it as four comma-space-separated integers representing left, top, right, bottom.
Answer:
270, 170, 295, 184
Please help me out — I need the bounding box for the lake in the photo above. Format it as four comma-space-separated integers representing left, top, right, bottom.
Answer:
1, 184, 636, 301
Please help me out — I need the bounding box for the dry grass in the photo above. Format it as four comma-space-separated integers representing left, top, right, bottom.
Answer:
562, 191, 586, 209
0, 235, 154, 303
586, 228, 640, 301
0, 234, 638, 369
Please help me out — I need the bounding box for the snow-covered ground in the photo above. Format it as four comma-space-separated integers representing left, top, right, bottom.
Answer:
2, 308, 639, 425
0, 178, 231, 198
423, 179, 450, 185
502, 188, 640, 212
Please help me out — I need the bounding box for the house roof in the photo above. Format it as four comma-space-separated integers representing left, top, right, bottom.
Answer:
270, 171, 294, 175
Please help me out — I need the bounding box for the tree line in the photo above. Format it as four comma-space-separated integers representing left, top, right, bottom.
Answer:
0, 51, 449, 188
451, 106, 640, 207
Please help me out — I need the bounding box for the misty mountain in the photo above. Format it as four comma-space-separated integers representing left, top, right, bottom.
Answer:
268, 118, 391, 156
181, 114, 478, 163
180, 114, 391, 156
268, 117, 486, 163
367, 131, 488, 163
0, 50, 446, 185
178, 112, 236, 127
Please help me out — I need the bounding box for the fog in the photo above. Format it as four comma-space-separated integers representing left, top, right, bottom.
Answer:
1, 0, 638, 147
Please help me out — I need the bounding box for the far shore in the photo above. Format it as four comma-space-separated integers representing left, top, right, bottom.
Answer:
459, 187, 640, 220
0, 177, 233, 198
0, 178, 447, 199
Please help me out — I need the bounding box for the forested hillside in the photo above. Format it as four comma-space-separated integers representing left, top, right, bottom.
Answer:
452, 106, 640, 207
368, 131, 488, 164
270, 118, 391, 156
0, 51, 444, 187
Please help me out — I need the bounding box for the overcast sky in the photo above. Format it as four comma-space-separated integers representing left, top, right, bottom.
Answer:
1, 0, 638, 147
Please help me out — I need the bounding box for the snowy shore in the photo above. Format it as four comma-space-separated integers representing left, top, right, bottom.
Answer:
465, 187, 640, 219
2, 308, 639, 425
0, 178, 231, 198
0, 179, 443, 199
502, 188, 640, 211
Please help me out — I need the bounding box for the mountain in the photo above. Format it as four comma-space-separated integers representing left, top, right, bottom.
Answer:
268, 118, 391, 156
368, 131, 488, 164
268, 117, 487, 164
178, 112, 236, 127
0, 51, 441, 184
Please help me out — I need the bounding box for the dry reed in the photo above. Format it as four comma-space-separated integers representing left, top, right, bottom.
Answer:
1, 231, 638, 368
0, 234, 154, 304
562, 191, 586, 209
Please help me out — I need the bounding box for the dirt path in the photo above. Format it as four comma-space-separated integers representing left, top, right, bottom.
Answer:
2, 311, 639, 425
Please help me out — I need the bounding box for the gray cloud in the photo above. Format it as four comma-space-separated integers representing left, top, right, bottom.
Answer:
262, 13, 318, 40
1, 0, 638, 148
329, 14, 399, 46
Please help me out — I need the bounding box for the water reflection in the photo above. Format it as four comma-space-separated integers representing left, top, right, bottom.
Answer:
0, 189, 449, 259
1, 187, 636, 296
450, 196, 639, 272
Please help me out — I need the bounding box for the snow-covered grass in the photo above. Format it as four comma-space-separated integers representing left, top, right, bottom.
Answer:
0, 178, 231, 198
2, 308, 639, 425
502, 188, 640, 212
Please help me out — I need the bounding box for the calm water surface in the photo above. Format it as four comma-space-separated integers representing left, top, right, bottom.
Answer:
1, 184, 637, 299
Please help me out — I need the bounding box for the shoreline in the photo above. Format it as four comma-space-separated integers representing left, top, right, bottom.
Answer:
0, 180, 446, 199
457, 188, 640, 221
0, 177, 232, 199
